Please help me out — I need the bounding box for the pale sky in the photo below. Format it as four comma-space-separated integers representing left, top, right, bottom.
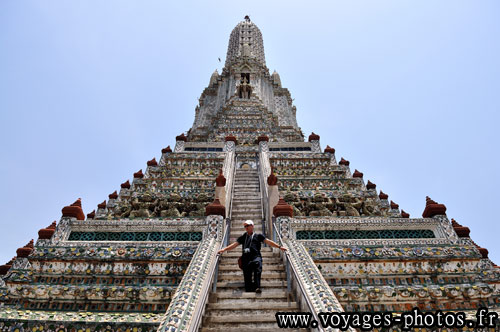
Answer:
1, 1, 499, 264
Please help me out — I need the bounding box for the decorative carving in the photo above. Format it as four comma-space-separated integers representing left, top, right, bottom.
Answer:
257, 135, 269, 142
215, 169, 226, 187
224, 134, 237, 143
352, 169, 363, 178
422, 196, 447, 218
308, 132, 320, 142
205, 199, 225, 218
16, 240, 34, 258
366, 180, 376, 190
267, 167, 278, 186
206, 215, 223, 240
0, 258, 14, 275
133, 169, 144, 179
273, 198, 293, 217
86, 210, 95, 219
176, 133, 187, 142
451, 218, 470, 237
61, 199, 85, 220
324, 145, 335, 154
38, 221, 57, 239
339, 157, 350, 166
174, 140, 185, 152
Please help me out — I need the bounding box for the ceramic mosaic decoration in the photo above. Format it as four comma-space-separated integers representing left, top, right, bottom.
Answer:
1, 17, 498, 332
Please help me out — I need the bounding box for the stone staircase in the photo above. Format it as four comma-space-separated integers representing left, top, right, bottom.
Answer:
201, 168, 303, 331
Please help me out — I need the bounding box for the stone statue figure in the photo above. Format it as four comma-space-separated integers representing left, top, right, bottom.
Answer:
240, 77, 251, 99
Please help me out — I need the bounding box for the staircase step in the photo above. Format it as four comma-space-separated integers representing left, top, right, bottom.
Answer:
233, 192, 260, 196
214, 290, 288, 299
232, 198, 261, 201
231, 210, 261, 213
218, 272, 286, 280
231, 211, 261, 215
203, 313, 295, 324
207, 301, 297, 310
219, 260, 282, 266
219, 265, 285, 272
216, 280, 286, 288
231, 206, 261, 211
233, 198, 261, 202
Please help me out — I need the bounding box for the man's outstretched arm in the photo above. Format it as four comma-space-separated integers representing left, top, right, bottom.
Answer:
217, 241, 239, 254
264, 238, 287, 251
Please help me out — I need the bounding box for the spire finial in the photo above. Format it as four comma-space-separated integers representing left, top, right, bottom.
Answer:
244, 15, 250, 22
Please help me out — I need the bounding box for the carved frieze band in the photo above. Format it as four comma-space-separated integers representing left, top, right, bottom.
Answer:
290, 216, 460, 245
39, 218, 207, 247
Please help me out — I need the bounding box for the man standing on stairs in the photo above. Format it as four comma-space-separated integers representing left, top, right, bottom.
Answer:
218, 220, 287, 293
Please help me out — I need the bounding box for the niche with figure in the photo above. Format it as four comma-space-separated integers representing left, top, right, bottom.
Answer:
238, 73, 252, 99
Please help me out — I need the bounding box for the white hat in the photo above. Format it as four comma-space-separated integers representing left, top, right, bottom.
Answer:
243, 220, 254, 226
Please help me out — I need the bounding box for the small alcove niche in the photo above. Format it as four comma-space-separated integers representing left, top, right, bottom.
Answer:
238, 73, 252, 98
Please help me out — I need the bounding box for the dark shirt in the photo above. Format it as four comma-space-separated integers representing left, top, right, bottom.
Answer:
237, 232, 266, 260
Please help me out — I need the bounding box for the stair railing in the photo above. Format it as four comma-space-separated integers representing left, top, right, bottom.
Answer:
211, 217, 231, 293
228, 154, 237, 221
272, 222, 325, 332
257, 154, 269, 240
187, 217, 230, 332
211, 153, 237, 294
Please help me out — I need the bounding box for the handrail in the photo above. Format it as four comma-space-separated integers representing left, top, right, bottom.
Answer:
213, 153, 237, 292
223, 151, 235, 214
273, 223, 325, 332
258, 147, 272, 239
187, 241, 217, 332
189, 153, 236, 331
212, 217, 231, 292
257, 156, 268, 240
189, 220, 230, 332
228, 154, 237, 220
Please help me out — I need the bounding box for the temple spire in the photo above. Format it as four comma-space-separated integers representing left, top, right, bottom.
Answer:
225, 17, 266, 68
